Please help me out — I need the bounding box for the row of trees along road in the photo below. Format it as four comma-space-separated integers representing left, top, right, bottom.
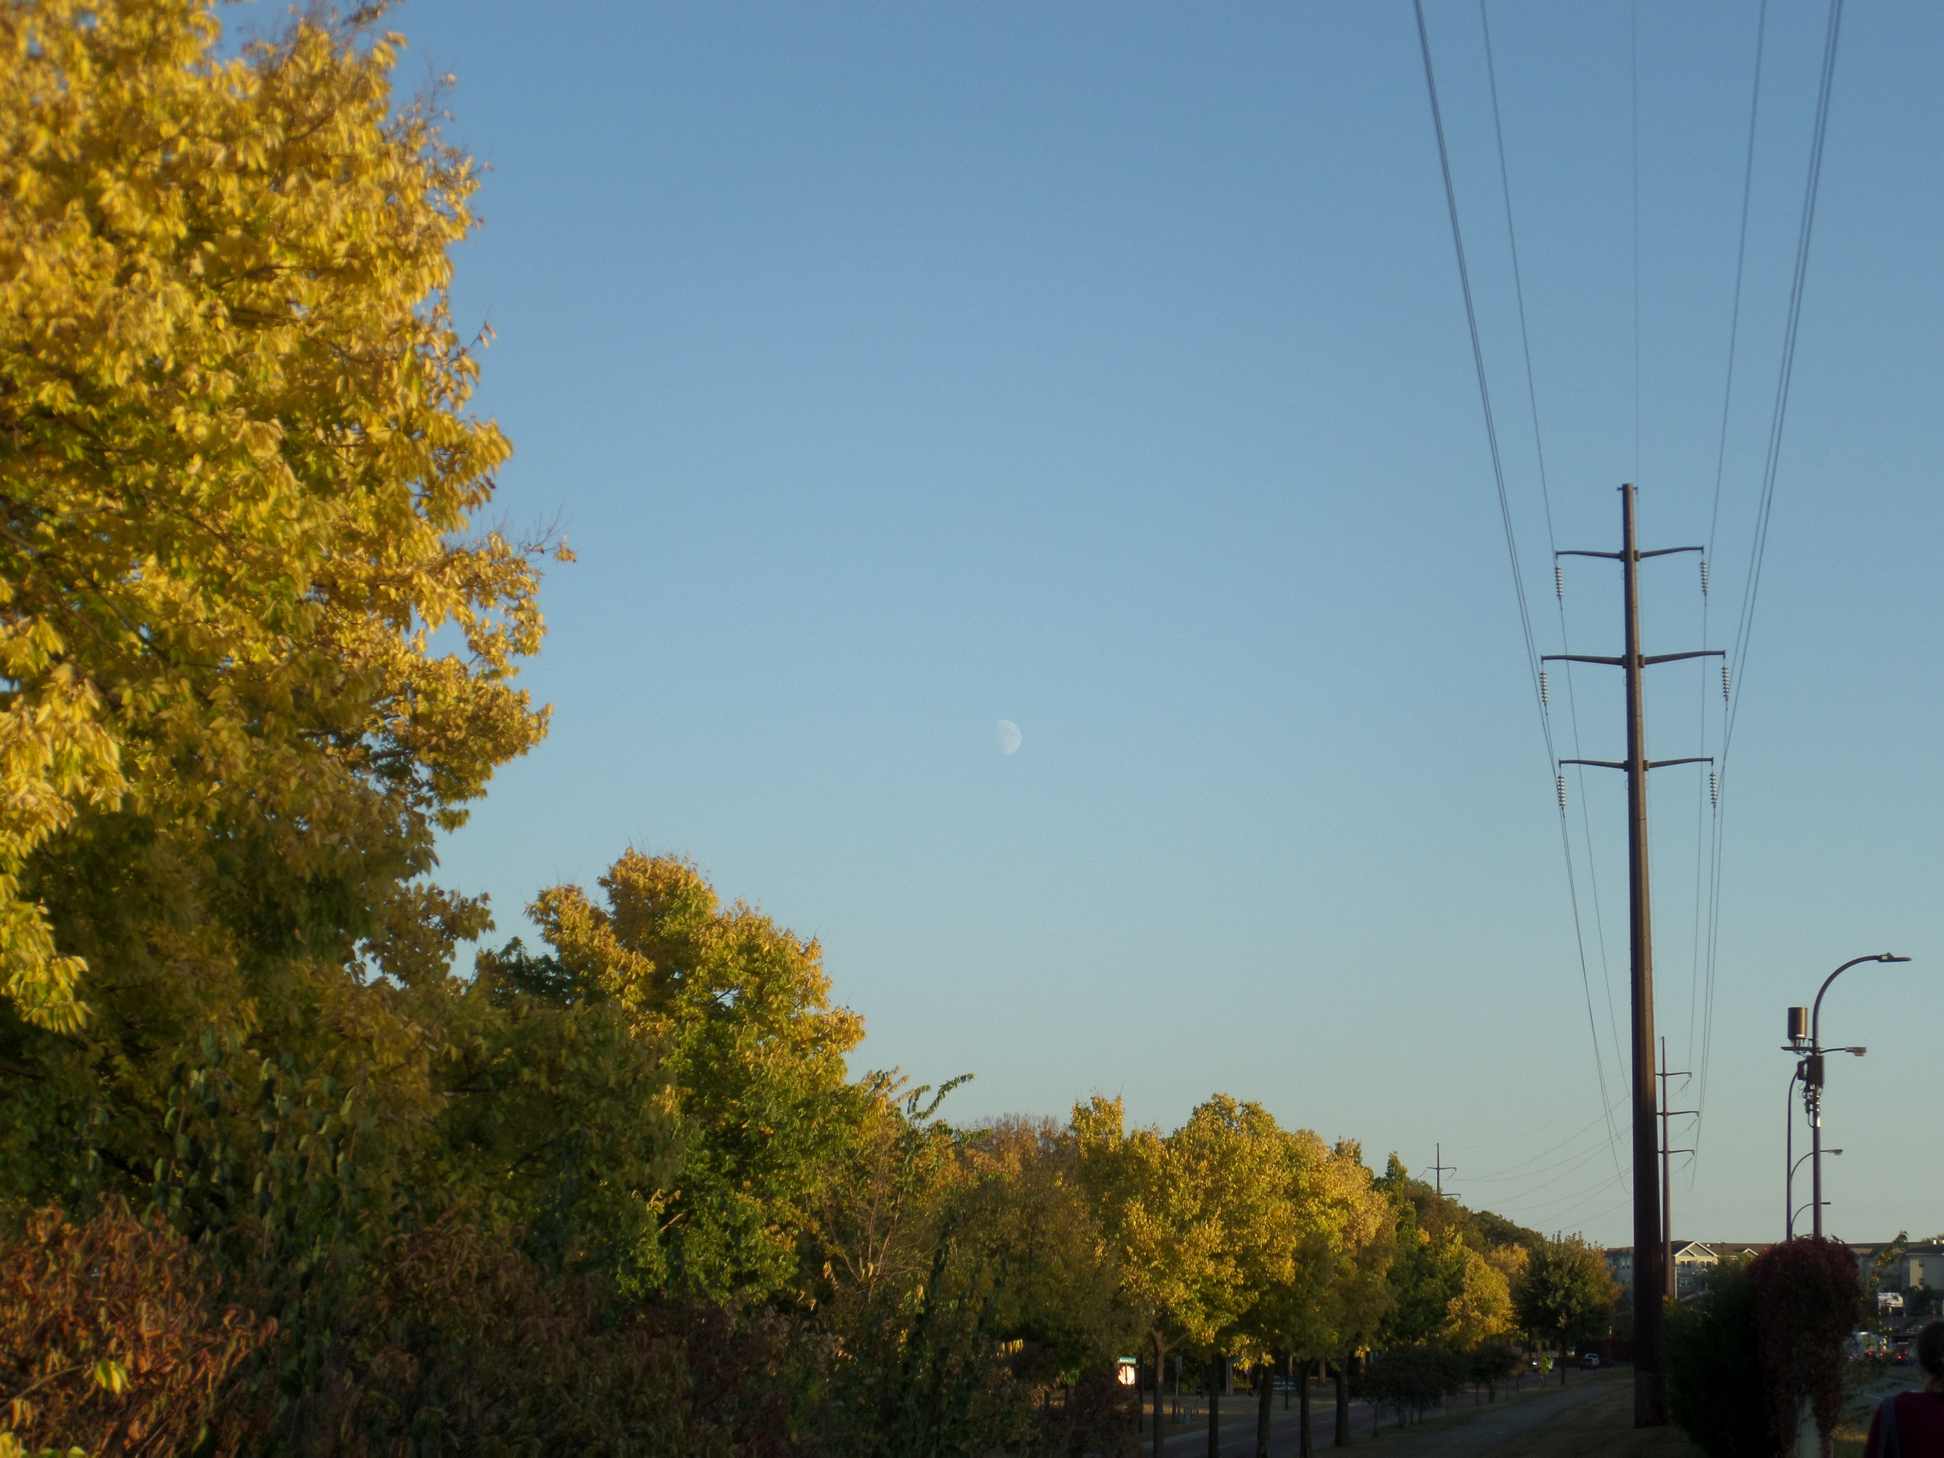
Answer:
0, 2, 1619, 1453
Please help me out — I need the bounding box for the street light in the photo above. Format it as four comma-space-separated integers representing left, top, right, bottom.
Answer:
1783, 1045, 1864, 1239
1800, 953, 1910, 1239
1786, 1150, 1842, 1239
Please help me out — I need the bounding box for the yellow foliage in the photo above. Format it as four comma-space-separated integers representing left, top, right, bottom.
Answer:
525, 851, 866, 1302
0, 0, 551, 1028
1440, 1239, 1516, 1348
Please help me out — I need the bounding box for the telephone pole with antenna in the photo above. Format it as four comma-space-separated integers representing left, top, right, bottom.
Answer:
1542, 484, 1721, 1428
1429, 1143, 1457, 1200
1656, 1036, 1697, 1302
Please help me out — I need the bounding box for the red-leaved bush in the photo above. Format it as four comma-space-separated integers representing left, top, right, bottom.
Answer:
1749, 1237, 1860, 1457
261, 1211, 811, 1458
0, 1200, 275, 1457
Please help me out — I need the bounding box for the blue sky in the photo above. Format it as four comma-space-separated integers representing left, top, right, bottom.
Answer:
247, 2, 1944, 1244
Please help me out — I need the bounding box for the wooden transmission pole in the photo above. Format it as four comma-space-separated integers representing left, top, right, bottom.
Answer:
1657, 1036, 1697, 1302
1543, 484, 1720, 1428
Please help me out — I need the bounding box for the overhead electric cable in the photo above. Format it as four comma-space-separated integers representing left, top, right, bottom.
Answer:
1689, 0, 1770, 1174
1464, 1096, 1629, 1183
1700, 0, 1847, 1138
1499, 1170, 1629, 1222
1466, 1137, 1615, 1197
1480, 0, 1627, 1101
1415, 0, 1626, 1189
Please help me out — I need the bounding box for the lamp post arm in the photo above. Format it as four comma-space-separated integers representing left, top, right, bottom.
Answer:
1810, 955, 1881, 1050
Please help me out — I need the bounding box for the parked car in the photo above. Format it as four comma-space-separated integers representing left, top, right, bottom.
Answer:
1581, 1352, 1601, 1370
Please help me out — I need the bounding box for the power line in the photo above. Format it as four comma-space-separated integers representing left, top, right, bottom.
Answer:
1464, 1096, 1628, 1183
1700, 0, 1847, 1144
1470, 1138, 1618, 1204
1479, 0, 1627, 1114
1724, 0, 1847, 762
1545, 1188, 1634, 1239
1413, 0, 1626, 1189
1498, 1170, 1629, 1222
1690, 0, 1769, 1172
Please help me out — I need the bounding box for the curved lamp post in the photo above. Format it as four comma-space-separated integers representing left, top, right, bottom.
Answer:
1786, 1149, 1841, 1239
1802, 953, 1910, 1238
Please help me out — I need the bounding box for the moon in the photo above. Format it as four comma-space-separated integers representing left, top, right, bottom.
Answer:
996, 720, 1022, 756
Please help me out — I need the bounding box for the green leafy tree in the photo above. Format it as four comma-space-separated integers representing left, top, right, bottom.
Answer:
1513, 1234, 1619, 1383
443, 946, 682, 1290
520, 850, 865, 1305
954, 1115, 1130, 1383
809, 1074, 966, 1313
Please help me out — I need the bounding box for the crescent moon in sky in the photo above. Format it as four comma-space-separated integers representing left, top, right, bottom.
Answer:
997, 720, 1022, 756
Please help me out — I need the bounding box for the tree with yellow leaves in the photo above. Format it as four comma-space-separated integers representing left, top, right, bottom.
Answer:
505, 850, 866, 1305
0, 0, 555, 1206
1274, 1137, 1397, 1457
1075, 1093, 1296, 1458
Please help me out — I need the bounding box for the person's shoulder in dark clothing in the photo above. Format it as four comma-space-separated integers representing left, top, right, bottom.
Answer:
1865, 1390, 1944, 1457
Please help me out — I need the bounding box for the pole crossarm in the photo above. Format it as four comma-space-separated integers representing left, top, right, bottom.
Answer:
1642, 651, 1725, 666
1559, 757, 1713, 772
1635, 546, 1705, 559
1539, 652, 1723, 668
1557, 549, 1623, 560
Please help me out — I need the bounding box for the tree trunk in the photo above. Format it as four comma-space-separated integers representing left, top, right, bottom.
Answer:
1152, 1332, 1168, 1458
1256, 1360, 1273, 1458
1299, 1360, 1313, 1458
1334, 1355, 1351, 1446
1208, 1352, 1222, 1458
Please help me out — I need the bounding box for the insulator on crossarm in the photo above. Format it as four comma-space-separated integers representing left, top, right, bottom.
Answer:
1554, 563, 1565, 601
1539, 669, 1550, 707
1699, 558, 1710, 596
1556, 774, 1568, 813
1709, 771, 1720, 809
1721, 664, 1732, 703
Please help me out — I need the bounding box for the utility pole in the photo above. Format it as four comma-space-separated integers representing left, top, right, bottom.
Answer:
1429, 1143, 1457, 1200
1543, 484, 1720, 1428
1656, 1037, 1696, 1302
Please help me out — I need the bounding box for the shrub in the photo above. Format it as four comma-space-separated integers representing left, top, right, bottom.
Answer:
1751, 1238, 1860, 1458
258, 1211, 808, 1458
0, 1200, 275, 1457
1468, 1337, 1522, 1400
1667, 1258, 1766, 1458
1361, 1346, 1467, 1427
